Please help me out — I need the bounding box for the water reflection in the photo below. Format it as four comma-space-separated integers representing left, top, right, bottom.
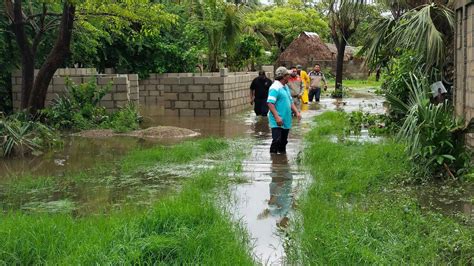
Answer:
258, 154, 293, 229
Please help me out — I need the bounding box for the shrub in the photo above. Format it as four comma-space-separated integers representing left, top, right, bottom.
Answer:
43, 79, 141, 133
101, 104, 141, 133
348, 111, 392, 136
388, 74, 472, 179
0, 113, 62, 157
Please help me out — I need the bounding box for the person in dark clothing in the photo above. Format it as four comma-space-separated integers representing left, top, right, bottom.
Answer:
250, 71, 272, 116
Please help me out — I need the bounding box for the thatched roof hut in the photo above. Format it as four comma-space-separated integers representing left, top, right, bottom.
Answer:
277, 32, 358, 66
277, 32, 334, 66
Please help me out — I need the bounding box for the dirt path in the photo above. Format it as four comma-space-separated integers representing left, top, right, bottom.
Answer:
231, 94, 385, 264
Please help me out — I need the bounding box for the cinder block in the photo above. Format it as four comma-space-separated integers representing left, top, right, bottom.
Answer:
102, 94, 112, 101
145, 97, 157, 105
189, 101, 204, 108
164, 93, 178, 100
149, 90, 161, 96
209, 77, 224, 84
194, 77, 210, 84
204, 85, 220, 92
165, 109, 179, 116
179, 93, 193, 101
54, 77, 67, 85
205, 101, 219, 109
162, 77, 179, 85
195, 109, 210, 117
12, 85, 21, 93
116, 84, 128, 92
209, 93, 222, 101
113, 93, 129, 101
145, 85, 156, 91
171, 85, 187, 93
180, 109, 195, 116
149, 78, 160, 85
164, 101, 172, 108
113, 77, 128, 85
179, 77, 194, 85
98, 77, 113, 85
175, 101, 189, 109
188, 85, 203, 93
193, 93, 208, 101
128, 74, 139, 81
164, 85, 172, 92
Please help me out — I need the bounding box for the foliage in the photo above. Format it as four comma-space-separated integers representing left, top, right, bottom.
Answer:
245, 4, 329, 53
348, 111, 392, 136
361, 3, 454, 72
0, 138, 253, 264
42, 79, 140, 132
101, 104, 141, 133
381, 51, 422, 106
42, 79, 110, 130
0, 113, 61, 157
228, 34, 264, 71
288, 111, 474, 264
389, 74, 472, 179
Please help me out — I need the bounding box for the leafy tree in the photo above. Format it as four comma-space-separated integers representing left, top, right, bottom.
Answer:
2, 0, 175, 114
191, 0, 244, 71
245, 3, 329, 53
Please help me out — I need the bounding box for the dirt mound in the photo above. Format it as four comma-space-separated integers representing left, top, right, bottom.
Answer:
74, 126, 200, 139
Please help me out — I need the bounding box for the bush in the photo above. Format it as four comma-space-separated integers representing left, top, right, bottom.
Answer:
348, 111, 392, 136
388, 74, 472, 180
43, 79, 141, 133
101, 104, 141, 133
0, 113, 62, 157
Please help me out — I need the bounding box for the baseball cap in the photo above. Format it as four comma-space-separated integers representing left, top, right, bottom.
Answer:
296, 65, 303, 69
275, 66, 290, 78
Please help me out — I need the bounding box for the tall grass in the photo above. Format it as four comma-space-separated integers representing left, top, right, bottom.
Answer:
0, 144, 253, 264
121, 138, 228, 172
288, 112, 474, 264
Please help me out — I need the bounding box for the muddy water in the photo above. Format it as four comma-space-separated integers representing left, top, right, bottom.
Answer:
231, 94, 387, 264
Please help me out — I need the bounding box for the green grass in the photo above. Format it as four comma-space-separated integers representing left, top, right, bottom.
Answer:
288, 112, 474, 264
121, 138, 228, 172
0, 138, 231, 210
0, 139, 253, 264
327, 77, 383, 89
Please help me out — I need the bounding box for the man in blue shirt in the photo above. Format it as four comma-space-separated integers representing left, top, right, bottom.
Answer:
267, 66, 302, 154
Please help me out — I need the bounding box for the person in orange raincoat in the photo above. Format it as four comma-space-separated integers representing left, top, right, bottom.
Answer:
296, 65, 309, 104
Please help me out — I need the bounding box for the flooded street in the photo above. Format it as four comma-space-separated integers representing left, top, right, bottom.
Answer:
1, 90, 472, 264
232, 92, 388, 264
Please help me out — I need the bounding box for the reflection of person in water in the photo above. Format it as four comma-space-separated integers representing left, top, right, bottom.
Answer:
257, 154, 293, 228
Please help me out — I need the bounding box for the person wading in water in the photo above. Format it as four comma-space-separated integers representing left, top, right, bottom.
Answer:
267, 66, 301, 154
250, 71, 272, 116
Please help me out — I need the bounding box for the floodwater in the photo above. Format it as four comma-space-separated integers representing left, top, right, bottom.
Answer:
1, 90, 473, 262
231, 92, 389, 264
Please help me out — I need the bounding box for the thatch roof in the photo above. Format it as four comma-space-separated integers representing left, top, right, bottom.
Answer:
277, 32, 358, 65
325, 43, 357, 61
277, 32, 334, 65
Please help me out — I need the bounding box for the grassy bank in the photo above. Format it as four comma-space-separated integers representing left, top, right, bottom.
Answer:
327, 77, 382, 89
0, 138, 254, 264
289, 112, 473, 264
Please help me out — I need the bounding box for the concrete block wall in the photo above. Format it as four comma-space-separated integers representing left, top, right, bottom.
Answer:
12, 69, 138, 112
138, 66, 274, 117
455, 1, 474, 148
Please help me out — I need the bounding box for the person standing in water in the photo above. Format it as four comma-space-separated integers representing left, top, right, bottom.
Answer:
250, 71, 272, 116
296, 65, 310, 104
308, 64, 327, 102
267, 66, 301, 154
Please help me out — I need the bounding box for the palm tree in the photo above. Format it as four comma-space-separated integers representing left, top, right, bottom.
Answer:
326, 0, 366, 95
192, 0, 244, 71
361, 2, 454, 76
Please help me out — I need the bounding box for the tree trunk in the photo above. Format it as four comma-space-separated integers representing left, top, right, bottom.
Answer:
8, 0, 35, 109
335, 38, 346, 96
29, 3, 75, 114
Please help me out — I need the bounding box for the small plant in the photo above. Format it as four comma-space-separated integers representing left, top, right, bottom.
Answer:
101, 104, 141, 133
348, 111, 391, 136
389, 74, 472, 179
0, 113, 62, 157
42, 78, 111, 131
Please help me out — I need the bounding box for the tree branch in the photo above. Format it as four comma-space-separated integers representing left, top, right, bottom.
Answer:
32, 3, 47, 53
